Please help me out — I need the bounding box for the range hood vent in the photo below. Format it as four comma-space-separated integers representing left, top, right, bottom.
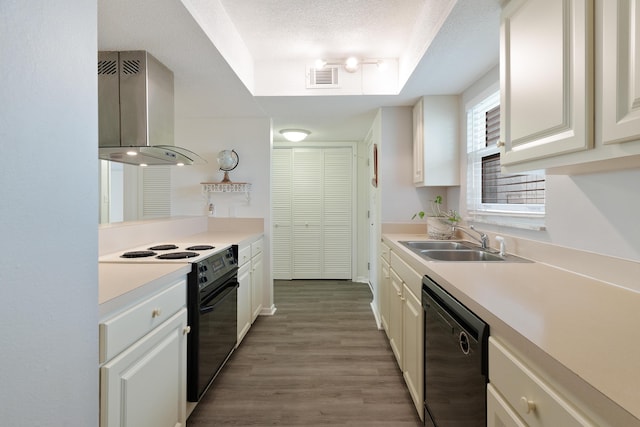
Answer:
98, 51, 203, 166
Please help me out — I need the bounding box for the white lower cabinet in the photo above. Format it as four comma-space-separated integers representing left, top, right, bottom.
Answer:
237, 261, 251, 345
237, 236, 264, 345
488, 337, 594, 427
250, 238, 264, 323
402, 282, 423, 417
379, 255, 390, 335
388, 269, 404, 367
487, 383, 527, 427
99, 278, 188, 427
387, 250, 424, 421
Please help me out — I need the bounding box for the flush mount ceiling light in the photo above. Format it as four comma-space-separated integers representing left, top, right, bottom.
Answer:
280, 129, 310, 142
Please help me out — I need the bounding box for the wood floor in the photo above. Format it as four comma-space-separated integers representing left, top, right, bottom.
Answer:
187, 280, 423, 427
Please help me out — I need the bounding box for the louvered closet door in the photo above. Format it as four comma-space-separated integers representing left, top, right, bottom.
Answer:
292, 149, 323, 278
272, 149, 292, 279
323, 148, 352, 279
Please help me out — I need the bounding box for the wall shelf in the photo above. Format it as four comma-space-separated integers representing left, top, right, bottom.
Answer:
201, 182, 252, 193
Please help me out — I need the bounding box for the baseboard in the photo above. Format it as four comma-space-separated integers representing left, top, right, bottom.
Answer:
260, 304, 277, 316
370, 301, 382, 330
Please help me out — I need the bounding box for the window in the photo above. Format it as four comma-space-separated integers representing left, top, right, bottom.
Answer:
466, 90, 545, 229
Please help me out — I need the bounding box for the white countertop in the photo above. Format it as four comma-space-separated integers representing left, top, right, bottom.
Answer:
98, 263, 191, 318
383, 233, 640, 425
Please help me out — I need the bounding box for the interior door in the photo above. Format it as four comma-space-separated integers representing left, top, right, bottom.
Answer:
272, 146, 353, 280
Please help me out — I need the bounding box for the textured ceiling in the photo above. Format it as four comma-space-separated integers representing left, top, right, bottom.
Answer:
219, 0, 426, 61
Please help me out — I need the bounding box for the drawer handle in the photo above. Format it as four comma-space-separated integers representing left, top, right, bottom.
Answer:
497, 140, 505, 147
183, 326, 191, 335
520, 396, 536, 414
151, 308, 161, 318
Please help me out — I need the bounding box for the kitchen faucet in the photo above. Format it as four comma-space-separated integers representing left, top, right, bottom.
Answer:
453, 225, 489, 249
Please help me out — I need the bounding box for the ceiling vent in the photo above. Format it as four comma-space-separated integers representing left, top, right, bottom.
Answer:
307, 66, 339, 88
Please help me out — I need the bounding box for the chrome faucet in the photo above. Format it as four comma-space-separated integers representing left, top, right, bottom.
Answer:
454, 225, 489, 249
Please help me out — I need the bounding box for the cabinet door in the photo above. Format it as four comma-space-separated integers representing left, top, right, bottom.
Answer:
487, 384, 527, 427
101, 309, 188, 427
251, 251, 264, 323
402, 284, 424, 420
413, 96, 459, 186
601, 0, 640, 144
237, 262, 251, 344
500, 0, 593, 166
379, 257, 391, 335
389, 269, 404, 369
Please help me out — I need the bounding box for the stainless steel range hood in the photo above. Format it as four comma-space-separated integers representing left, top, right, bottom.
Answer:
98, 51, 203, 166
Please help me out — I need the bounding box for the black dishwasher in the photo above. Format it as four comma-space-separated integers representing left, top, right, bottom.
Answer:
422, 275, 489, 427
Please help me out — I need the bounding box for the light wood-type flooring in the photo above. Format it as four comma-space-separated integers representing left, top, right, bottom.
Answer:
187, 279, 423, 427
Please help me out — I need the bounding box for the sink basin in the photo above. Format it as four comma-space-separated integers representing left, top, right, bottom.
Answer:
419, 249, 505, 262
399, 240, 532, 262
400, 241, 475, 250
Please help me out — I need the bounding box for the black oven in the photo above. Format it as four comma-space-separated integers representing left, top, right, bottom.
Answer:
187, 247, 238, 402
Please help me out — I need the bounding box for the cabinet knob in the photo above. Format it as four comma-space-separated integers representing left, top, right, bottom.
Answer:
497, 140, 505, 147
397, 291, 402, 297
151, 308, 161, 318
183, 326, 191, 335
520, 396, 536, 414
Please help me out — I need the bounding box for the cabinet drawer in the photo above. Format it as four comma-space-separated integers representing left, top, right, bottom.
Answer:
489, 337, 594, 427
390, 251, 422, 297
99, 279, 186, 363
238, 244, 251, 266
251, 238, 263, 257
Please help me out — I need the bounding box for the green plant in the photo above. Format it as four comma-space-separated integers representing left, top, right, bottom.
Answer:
412, 195, 461, 224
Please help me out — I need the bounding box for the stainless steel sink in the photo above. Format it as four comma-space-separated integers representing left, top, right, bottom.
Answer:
419, 249, 505, 262
400, 241, 476, 250
399, 240, 531, 263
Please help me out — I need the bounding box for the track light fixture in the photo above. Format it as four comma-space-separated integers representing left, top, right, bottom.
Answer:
315, 57, 387, 73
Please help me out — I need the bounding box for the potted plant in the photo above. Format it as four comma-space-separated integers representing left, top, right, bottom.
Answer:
412, 196, 461, 239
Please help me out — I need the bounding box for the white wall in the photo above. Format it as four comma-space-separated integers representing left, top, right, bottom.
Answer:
172, 117, 271, 219
460, 66, 640, 261
0, 1, 99, 425
378, 106, 450, 223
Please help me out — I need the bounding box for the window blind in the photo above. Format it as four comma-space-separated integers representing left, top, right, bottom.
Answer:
466, 90, 545, 225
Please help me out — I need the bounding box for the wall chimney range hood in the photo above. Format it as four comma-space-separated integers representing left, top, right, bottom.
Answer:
98, 51, 203, 166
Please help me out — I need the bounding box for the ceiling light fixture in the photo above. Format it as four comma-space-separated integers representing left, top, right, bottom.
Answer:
345, 56, 359, 73
315, 57, 387, 73
280, 129, 310, 142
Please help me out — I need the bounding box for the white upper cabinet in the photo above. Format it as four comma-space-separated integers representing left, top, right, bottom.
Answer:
601, 0, 640, 144
412, 96, 460, 186
499, 0, 594, 169
500, 0, 640, 174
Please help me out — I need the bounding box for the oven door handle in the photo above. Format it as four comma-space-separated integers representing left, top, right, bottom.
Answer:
200, 281, 239, 314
